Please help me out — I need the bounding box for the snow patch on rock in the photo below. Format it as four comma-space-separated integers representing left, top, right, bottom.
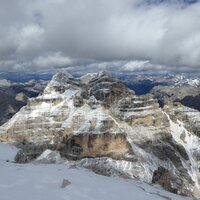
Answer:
35, 149, 63, 164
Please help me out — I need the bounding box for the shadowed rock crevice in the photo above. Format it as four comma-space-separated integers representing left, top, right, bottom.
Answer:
152, 167, 178, 194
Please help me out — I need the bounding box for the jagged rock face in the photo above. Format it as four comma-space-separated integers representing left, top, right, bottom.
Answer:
1, 71, 200, 197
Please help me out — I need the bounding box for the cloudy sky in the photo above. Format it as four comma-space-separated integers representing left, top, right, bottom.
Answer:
0, 0, 200, 72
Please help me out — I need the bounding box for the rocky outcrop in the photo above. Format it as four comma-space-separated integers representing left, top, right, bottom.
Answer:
152, 167, 177, 193
1, 71, 200, 198
59, 132, 132, 159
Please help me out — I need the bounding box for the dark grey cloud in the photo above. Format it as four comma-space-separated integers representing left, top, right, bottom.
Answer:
0, 0, 200, 71
140, 0, 199, 5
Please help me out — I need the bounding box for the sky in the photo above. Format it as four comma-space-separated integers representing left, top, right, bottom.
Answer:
0, 0, 200, 72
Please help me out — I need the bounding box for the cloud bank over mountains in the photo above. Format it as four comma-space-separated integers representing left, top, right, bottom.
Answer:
0, 0, 200, 71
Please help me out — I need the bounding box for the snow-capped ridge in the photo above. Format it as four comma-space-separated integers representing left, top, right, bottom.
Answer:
174, 75, 200, 87
80, 71, 111, 83
44, 71, 78, 94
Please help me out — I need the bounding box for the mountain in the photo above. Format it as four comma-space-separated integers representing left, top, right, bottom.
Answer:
151, 75, 200, 110
1, 71, 200, 198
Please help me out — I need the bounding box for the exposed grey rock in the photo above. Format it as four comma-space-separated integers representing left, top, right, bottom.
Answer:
61, 179, 71, 188
15, 149, 33, 163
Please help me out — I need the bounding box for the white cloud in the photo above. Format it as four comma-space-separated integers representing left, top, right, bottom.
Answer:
123, 61, 151, 71
0, 0, 200, 71
33, 52, 74, 68
10, 53, 75, 71
15, 24, 44, 54
121, 60, 170, 71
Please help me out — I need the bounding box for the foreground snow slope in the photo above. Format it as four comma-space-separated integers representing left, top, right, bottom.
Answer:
0, 143, 192, 200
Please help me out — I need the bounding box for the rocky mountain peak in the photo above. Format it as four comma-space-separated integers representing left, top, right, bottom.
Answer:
85, 71, 131, 104
41, 71, 131, 106
52, 71, 74, 83
1, 71, 200, 198
80, 71, 110, 84
43, 71, 79, 94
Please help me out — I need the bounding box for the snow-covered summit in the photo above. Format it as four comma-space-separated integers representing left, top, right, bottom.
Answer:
44, 72, 79, 94
173, 75, 200, 87
187, 78, 200, 87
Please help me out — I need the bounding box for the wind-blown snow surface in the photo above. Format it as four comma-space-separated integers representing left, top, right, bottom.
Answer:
0, 143, 192, 200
